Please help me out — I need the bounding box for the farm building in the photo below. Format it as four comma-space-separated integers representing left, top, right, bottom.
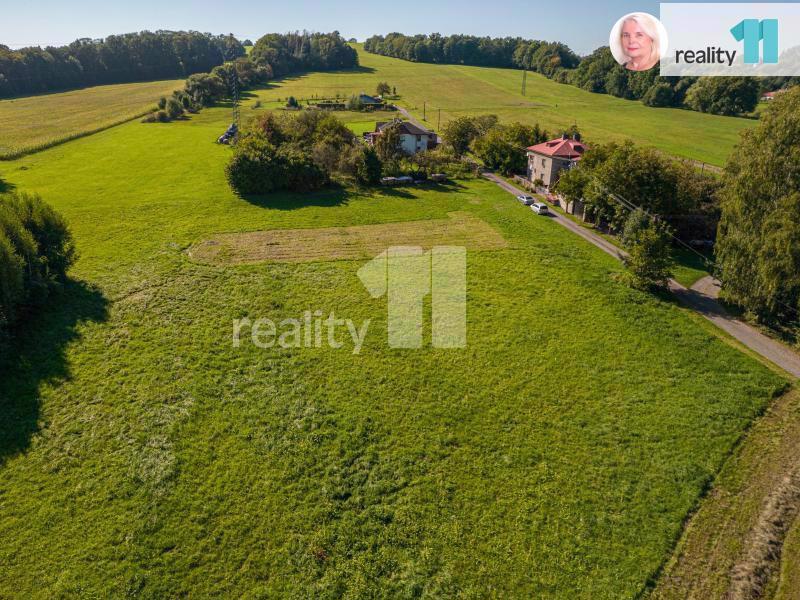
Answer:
359, 93, 383, 105
365, 120, 438, 155
526, 133, 587, 190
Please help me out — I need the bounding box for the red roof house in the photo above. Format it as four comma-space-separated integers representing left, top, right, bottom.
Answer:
526, 134, 588, 189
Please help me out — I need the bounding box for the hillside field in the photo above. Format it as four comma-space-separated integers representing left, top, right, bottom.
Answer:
239, 44, 755, 166
0, 78, 185, 159
0, 78, 788, 597
0, 45, 756, 167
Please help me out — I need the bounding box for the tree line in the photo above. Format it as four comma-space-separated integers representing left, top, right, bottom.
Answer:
140, 31, 358, 122
250, 31, 358, 77
364, 33, 798, 116
0, 31, 246, 98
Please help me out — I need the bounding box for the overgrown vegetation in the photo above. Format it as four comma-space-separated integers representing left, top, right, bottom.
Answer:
438, 113, 549, 174
716, 86, 800, 335
556, 140, 721, 240
226, 111, 381, 194
364, 33, 798, 116
0, 191, 75, 334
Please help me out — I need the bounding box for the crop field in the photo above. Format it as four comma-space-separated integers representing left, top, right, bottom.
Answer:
0, 90, 787, 597
0, 78, 185, 159
241, 45, 755, 167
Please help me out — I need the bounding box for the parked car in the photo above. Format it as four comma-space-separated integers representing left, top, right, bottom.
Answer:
531, 202, 549, 215
516, 194, 535, 205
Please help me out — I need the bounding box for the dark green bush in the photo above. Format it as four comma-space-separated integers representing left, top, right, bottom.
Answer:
4, 191, 76, 280
278, 146, 328, 192
225, 134, 286, 195
165, 98, 184, 120
0, 192, 75, 331
0, 227, 26, 328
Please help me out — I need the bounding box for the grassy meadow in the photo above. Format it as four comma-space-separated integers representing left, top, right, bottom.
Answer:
237, 45, 756, 167
0, 78, 185, 159
0, 79, 788, 597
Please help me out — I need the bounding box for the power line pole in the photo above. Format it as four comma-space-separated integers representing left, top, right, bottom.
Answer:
522, 69, 527, 96
423, 101, 426, 121
231, 68, 241, 143
437, 109, 441, 131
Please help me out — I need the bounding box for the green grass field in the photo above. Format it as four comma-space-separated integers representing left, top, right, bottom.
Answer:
0, 79, 185, 159
0, 82, 787, 597
237, 44, 755, 167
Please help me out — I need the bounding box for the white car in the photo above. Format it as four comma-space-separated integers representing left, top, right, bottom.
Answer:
516, 194, 535, 205
531, 202, 549, 215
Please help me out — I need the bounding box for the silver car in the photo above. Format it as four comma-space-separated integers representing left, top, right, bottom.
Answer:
516, 194, 535, 205
531, 202, 549, 215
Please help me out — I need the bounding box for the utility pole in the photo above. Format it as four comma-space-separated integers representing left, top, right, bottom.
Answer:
522, 69, 527, 96
437, 109, 441, 131
231, 67, 241, 143
423, 101, 426, 121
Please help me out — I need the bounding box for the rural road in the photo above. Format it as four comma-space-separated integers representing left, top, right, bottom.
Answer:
483, 172, 800, 379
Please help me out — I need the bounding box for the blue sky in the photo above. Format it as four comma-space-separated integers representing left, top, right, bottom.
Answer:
0, 0, 781, 55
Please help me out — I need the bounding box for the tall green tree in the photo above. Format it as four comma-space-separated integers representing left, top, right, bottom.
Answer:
716, 87, 800, 324
684, 77, 760, 116
621, 210, 673, 290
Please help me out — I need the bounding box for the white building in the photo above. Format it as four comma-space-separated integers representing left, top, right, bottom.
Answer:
365, 120, 437, 155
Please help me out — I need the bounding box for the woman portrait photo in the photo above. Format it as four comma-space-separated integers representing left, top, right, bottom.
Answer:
609, 13, 668, 72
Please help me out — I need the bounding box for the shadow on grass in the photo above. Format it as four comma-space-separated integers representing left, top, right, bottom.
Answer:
0, 178, 15, 193
241, 185, 353, 210
0, 280, 109, 465
239, 179, 468, 209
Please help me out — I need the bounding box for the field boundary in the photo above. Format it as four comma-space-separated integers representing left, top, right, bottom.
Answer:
0, 107, 155, 161
648, 388, 800, 599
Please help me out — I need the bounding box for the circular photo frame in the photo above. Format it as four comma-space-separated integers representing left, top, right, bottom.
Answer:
609, 12, 669, 71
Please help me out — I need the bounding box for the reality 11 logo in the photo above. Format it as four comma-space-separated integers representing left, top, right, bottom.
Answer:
358, 246, 467, 349
730, 19, 778, 64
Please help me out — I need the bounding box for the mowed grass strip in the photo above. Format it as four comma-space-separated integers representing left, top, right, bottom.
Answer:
188, 211, 507, 264
0, 79, 185, 159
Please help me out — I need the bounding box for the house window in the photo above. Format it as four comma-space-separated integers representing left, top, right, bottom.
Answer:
416, 135, 421, 141
541, 158, 546, 166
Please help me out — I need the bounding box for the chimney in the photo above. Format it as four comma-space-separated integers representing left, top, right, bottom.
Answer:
572, 133, 581, 142
561, 132, 569, 140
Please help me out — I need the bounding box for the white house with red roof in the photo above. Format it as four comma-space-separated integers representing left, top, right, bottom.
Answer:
526, 133, 587, 190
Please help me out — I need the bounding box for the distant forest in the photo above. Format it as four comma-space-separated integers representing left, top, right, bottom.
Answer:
364, 33, 799, 116
0, 30, 357, 99
0, 31, 245, 97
